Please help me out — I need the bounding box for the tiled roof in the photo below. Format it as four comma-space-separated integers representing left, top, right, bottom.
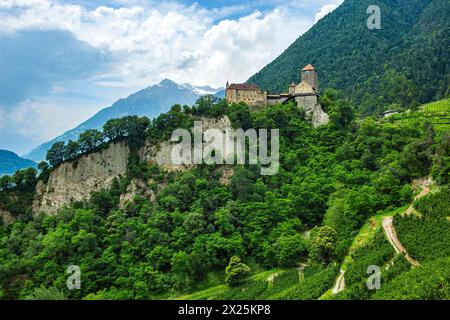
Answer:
302, 64, 315, 71
227, 83, 260, 91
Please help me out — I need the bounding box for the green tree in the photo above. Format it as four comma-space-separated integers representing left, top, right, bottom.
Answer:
309, 226, 338, 264
103, 118, 126, 141
79, 129, 104, 153
273, 234, 308, 267
25, 286, 67, 300
38, 161, 49, 173
225, 256, 251, 287
46, 141, 66, 167
20, 167, 37, 191
122, 116, 150, 143
171, 251, 192, 289
0, 175, 12, 191
431, 132, 450, 185
64, 140, 80, 160
37, 161, 50, 182
192, 95, 220, 115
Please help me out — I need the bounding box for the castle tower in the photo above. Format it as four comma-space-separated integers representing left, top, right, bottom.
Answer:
289, 82, 296, 95
301, 64, 318, 92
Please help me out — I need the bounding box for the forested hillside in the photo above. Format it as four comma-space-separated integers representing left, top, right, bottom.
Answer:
248, 0, 450, 115
0, 150, 36, 175
0, 92, 448, 300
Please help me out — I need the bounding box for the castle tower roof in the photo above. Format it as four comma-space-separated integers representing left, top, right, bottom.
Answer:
302, 64, 316, 71
289, 82, 296, 87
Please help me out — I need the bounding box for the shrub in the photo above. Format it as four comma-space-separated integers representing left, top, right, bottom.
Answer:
225, 256, 251, 287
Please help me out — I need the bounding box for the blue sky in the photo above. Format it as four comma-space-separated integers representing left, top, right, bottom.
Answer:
0, 0, 343, 155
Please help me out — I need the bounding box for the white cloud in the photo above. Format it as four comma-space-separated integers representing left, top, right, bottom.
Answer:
2, 0, 338, 153
315, 1, 343, 23
0, 0, 313, 88
8, 99, 98, 142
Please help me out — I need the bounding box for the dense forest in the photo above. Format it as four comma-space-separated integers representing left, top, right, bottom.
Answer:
0, 91, 449, 300
248, 0, 450, 116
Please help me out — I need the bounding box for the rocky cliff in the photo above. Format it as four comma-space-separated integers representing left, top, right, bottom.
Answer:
32, 116, 233, 215
33, 141, 130, 215
295, 96, 329, 128
0, 209, 14, 225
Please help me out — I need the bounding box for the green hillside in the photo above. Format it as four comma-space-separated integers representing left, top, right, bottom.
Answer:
374, 187, 450, 299
421, 98, 450, 113
386, 98, 450, 133
0, 0, 449, 302
248, 0, 450, 116
1, 93, 449, 300
174, 187, 450, 300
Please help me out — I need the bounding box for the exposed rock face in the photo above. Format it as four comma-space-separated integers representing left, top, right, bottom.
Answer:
33, 141, 130, 215
32, 116, 234, 215
142, 141, 191, 172
295, 95, 329, 128
141, 115, 233, 171
219, 166, 234, 186
119, 179, 164, 209
0, 209, 14, 225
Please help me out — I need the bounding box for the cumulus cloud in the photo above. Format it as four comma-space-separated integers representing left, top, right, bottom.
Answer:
0, 0, 313, 87
1, 0, 337, 153
315, 1, 343, 23
8, 98, 99, 141
0, 29, 111, 105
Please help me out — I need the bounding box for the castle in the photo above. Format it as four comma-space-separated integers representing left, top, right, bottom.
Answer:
226, 64, 329, 127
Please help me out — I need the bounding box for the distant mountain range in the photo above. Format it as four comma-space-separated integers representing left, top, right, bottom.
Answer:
0, 150, 36, 175
24, 79, 224, 162
248, 0, 450, 115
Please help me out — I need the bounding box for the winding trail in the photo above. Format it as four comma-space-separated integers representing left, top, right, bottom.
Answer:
329, 179, 431, 295
382, 180, 430, 267
331, 269, 345, 294
382, 217, 420, 267
405, 183, 431, 216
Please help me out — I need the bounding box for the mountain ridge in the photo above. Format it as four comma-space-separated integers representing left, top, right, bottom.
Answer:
24, 79, 224, 162
247, 0, 450, 114
0, 149, 36, 175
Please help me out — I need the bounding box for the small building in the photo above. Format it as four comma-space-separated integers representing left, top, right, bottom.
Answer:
383, 109, 399, 117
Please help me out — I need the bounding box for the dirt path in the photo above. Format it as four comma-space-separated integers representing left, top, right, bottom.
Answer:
331, 269, 345, 294
382, 180, 431, 267
382, 217, 420, 267
267, 263, 307, 286
404, 184, 431, 216
328, 179, 431, 295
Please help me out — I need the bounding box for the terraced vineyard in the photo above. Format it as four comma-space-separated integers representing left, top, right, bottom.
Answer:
421, 98, 450, 113
175, 268, 301, 300
175, 263, 340, 300
387, 98, 450, 133
394, 187, 450, 262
